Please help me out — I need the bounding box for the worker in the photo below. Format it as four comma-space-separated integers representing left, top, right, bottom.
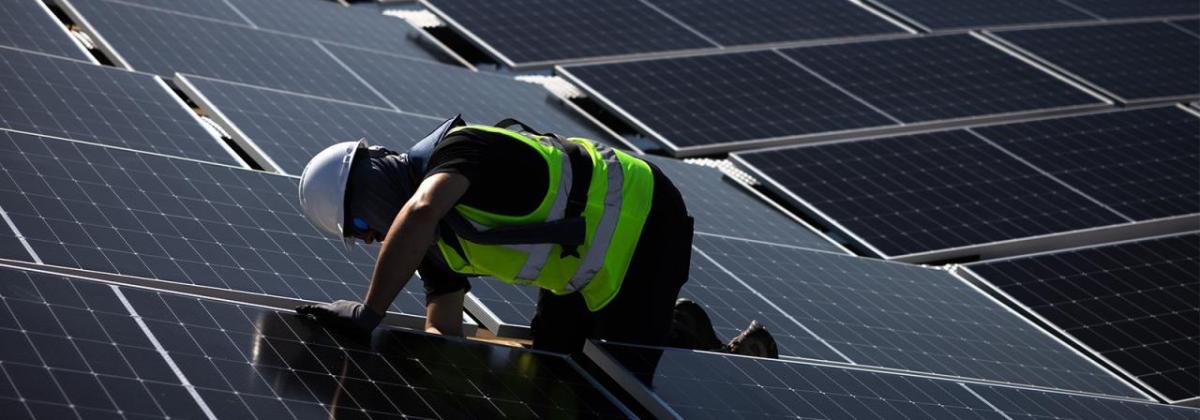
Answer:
294, 116, 777, 357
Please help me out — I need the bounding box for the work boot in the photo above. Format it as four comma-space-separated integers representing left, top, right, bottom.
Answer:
725, 320, 778, 358
671, 299, 724, 351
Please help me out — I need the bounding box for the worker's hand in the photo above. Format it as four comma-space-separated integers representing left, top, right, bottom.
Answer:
295, 300, 383, 333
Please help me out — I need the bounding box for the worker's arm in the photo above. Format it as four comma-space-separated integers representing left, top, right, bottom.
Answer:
297, 172, 469, 332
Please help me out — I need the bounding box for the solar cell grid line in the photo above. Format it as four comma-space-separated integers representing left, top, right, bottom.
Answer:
965, 384, 1200, 419
224, 0, 442, 59
175, 74, 444, 176
860, 0, 1098, 31
0, 267, 212, 418
0, 46, 242, 166
323, 43, 618, 144
691, 234, 1144, 397
731, 130, 1130, 259
777, 34, 1109, 124
96, 0, 251, 24
987, 22, 1200, 104
0, 0, 94, 62
0, 206, 38, 263
420, 0, 715, 68
59, 0, 393, 108
586, 342, 1195, 420
1167, 18, 1200, 37
972, 106, 1200, 221
962, 233, 1200, 403
642, 0, 908, 46
0, 129, 434, 320
0, 266, 634, 419
558, 50, 898, 156
1061, 0, 1200, 19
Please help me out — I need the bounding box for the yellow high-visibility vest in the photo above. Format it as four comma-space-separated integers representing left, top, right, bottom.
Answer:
434, 125, 654, 311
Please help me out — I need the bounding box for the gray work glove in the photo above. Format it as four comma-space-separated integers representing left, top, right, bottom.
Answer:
295, 300, 383, 333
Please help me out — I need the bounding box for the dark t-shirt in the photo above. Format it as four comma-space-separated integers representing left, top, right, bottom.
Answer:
416, 127, 680, 301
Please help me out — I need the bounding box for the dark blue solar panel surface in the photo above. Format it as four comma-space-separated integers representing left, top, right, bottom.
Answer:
646, 157, 841, 251
0, 47, 238, 165
692, 234, 1141, 397
974, 107, 1200, 221
0, 0, 91, 60
0, 267, 630, 418
968, 234, 1200, 402
992, 22, 1200, 102
424, 0, 713, 65
0, 218, 33, 262
67, 0, 391, 107
647, 0, 904, 46
0, 130, 430, 316
1065, 0, 1200, 18
866, 0, 1095, 30
735, 130, 1128, 257
592, 342, 1190, 419
562, 50, 895, 151
325, 44, 614, 142
778, 35, 1105, 123
179, 75, 442, 176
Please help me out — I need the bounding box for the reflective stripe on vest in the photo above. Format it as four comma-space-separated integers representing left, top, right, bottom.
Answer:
564, 144, 621, 292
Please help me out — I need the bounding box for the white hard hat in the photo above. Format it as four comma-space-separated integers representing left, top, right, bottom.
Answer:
298, 139, 366, 247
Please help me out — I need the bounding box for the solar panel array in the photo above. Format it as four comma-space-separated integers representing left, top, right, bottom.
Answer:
966, 233, 1200, 402
424, 0, 907, 67
0, 129, 430, 318
3, 0, 1196, 416
0, 0, 91, 61
0, 265, 631, 418
990, 21, 1200, 103
589, 341, 1198, 419
690, 234, 1140, 397
0, 47, 238, 165
735, 106, 1200, 259
562, 34, 1108, 156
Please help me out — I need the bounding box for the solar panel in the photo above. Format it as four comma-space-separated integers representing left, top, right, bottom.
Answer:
63, 0, 393, 107
864, 0, 1096, 31
1065, 0, 1200, 18
0, 130, 431, 318
176, 74, 443, 175
626, 0, 905, 46
973, 107, 1200, 221
0, 266, 632, 418
559, 50, 896, 155
589, 342, 1190, 419
423, 0, 714, 67
990, 22, 1200, 103
0, 47, 239, 165
323, 43, 616, 143
0, 214, 34, 262
692, 234, 1141, 397
0, 0, 92, 61
733, 130, 1128, 258
777, 35, 1106, 123
965, 233, 1200, 402
646, 157, 841, 251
